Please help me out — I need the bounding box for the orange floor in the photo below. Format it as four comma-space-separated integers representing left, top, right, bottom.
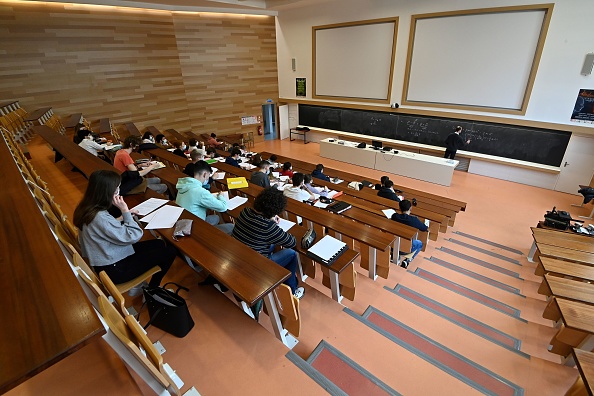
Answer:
8, 136, 592, 395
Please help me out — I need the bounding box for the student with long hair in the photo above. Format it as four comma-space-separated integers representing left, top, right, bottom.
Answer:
74, 170, 177, 289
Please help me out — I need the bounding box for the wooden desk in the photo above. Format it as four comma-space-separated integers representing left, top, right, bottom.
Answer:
99, 118, 111, 135
538, 274, 594, 305
24, 107, 52, 123
551, 298, 594, 365
536, 243, 594, 268
33, 125, 114, 178
260, 151, 467, 213
146, 126, 161, 136
0, 138, 104, 393
124, 122, 141, 137
537, 256, 594, 281
529, 227, 593, 261
165, 128, 186, 141
63, 113, 83, 130
573, 349, 594, 395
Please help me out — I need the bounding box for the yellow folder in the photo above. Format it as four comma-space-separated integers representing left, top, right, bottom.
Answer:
227, 177, 248, 189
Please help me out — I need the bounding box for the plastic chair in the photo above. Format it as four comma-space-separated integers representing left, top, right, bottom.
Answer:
98, 296, 181, 396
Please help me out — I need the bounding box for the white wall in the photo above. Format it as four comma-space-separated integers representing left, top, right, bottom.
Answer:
276, 0, 594, 129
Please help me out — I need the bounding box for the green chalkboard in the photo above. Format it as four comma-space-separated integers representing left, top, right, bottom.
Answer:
299, 105, 571, 167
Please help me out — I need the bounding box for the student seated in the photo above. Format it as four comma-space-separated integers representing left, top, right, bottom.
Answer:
268, 154, 278, 167
250, 153, 263, 166
377, 180, 402, 202
374, 175, 390, 190
176, 160, 234, 234
225, 147, 242, 168
155, 134, 170, 148
183, 149, 205, 177
78, 129, 108, 157
303, 174, 329, 197
74, 123, 104, 144
207, 133, 224, 149
205, 147, 219, 158
390, 199, 428, 268
283, 172, 315, 203
311, 163, 331, 182
279, 162, 294, 178
232, 188, 304, 299
139, 132, 158, 153
187, 138, 202, 154
171, 140, 187, 158
74, 170, 176, 292
113, 136, 168, 195
250, 160, 274, 188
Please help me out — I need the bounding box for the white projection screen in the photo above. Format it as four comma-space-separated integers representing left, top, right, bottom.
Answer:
314, 18, 398, 102
403, 5, 553, 114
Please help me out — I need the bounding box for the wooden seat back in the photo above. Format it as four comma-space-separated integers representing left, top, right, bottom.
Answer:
99, 271, 129, 317
272, 284, 301, 338
321, 263, 357, 301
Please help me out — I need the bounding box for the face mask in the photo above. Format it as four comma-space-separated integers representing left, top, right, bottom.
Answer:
162, 139, 168, 144
150, 137, 155, 143
202, 178, 209, 186
181, 144, 187, 151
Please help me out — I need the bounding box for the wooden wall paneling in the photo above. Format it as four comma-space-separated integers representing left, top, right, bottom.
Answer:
0, 3, 192, 132
172, 13, 278, 137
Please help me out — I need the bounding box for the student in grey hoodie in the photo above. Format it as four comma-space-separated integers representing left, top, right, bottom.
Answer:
175, 160, 234, 234
74, 170, 176, 289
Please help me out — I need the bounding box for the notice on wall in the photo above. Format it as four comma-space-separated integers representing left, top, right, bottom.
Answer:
241, 115, 261, 126
571, 89, 594, 123
296, 78, 306, 97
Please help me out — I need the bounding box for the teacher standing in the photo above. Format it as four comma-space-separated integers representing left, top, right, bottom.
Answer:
444, 126, 470, 159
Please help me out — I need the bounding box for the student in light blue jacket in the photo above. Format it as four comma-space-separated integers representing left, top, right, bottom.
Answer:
176, 160, 234, 234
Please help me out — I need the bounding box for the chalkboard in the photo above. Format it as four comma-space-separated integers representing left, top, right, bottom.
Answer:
299, 105, 571, 167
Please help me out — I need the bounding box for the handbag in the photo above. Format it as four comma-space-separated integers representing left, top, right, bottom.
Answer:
141, 282, 194, 337
301, 228, 317, 249
172, 219, 193, 241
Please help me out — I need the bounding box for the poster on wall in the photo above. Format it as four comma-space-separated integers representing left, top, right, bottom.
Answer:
241, 115, 261, 125
296, 78, 306, 97
571, 89, 594, 123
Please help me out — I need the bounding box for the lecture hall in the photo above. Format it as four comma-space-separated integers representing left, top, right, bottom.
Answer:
2, 0, 594, 395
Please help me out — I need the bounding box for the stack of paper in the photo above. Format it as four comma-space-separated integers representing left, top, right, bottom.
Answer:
227, 196, 248, 210
131, 198, 169, 216
212, 171, 226, 180
140, 205, 184, 230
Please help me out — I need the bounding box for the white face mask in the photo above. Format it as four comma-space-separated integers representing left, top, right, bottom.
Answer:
181, 144, 187, 151
150, 136, 155, 143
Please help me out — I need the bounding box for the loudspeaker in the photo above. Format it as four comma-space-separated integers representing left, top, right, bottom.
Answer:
581, 53, 594, 76
291, 58, 296, 71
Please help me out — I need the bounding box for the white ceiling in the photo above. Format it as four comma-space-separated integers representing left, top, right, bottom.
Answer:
39, 0, 333, 14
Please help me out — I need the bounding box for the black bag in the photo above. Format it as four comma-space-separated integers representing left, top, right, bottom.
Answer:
142, 282, 194, 338
120, 170, 144, 195
544, 206, 572, 230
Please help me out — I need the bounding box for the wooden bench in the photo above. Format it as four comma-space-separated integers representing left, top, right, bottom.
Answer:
534, 243, 594, 274
529, 227, 593, 261
123, 122, 141, 137
548, 297, 594, 366
570, 349, 594, 395
146, 126, 161, 136
165, 128, 186, 141
0, 136, 104, 393
537, 256, 594, 282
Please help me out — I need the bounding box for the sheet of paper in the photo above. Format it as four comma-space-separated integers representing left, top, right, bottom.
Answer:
314, 200, 329, 209
279, 175, 290, 181
212, 191, 229, 201
131, 198, 169, 216
145, 205, 184, 229
424, 219, 431, 227
272, 171, 280, 178
331, 178, 344, 184
382, 209, 396, 218
227, 196, 248, 211
327, 190, 339, 198
211, 167, 218, 173
167, 148, 175, 152
217, 157, 226, 162
240, 163, 256, 170
213, 171, 225, 180
277, 218, 296, 232
308, 235, 347, 262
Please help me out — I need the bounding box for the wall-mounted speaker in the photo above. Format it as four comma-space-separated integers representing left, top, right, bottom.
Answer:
581, 53, 594, 76
291, 58, 296, 71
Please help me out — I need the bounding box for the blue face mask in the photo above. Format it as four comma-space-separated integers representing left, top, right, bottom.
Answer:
202, 178, 209, 186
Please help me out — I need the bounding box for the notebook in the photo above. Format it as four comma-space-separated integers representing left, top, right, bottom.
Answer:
326, 201, 351, 214
306, 235, 347, 266
227, 177, 248, 189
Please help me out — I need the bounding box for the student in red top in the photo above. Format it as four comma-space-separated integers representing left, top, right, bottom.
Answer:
113, 136, 168, 195
206, 133, 224, 149
279, 162, 294, 178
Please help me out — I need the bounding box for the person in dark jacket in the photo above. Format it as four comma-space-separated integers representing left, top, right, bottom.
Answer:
374, 175, 390, 190
444, 126, 470, 159
138, 132, 158, 153
172, 140, 187, 158
377, 180, 402, 202
250, 161, 273, 188
578, 186, 594, 204
225, 147, 242, 168
391, 199, 428, 268
311, 163, 330, 182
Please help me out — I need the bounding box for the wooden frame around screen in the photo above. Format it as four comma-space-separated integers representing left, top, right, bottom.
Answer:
401, 4, 554, 115
312, 17, 398, 104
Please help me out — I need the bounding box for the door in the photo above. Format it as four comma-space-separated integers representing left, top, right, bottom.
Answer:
262, 102, 277, 140
555, 135, 594, 194
278, 104, 289, 140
